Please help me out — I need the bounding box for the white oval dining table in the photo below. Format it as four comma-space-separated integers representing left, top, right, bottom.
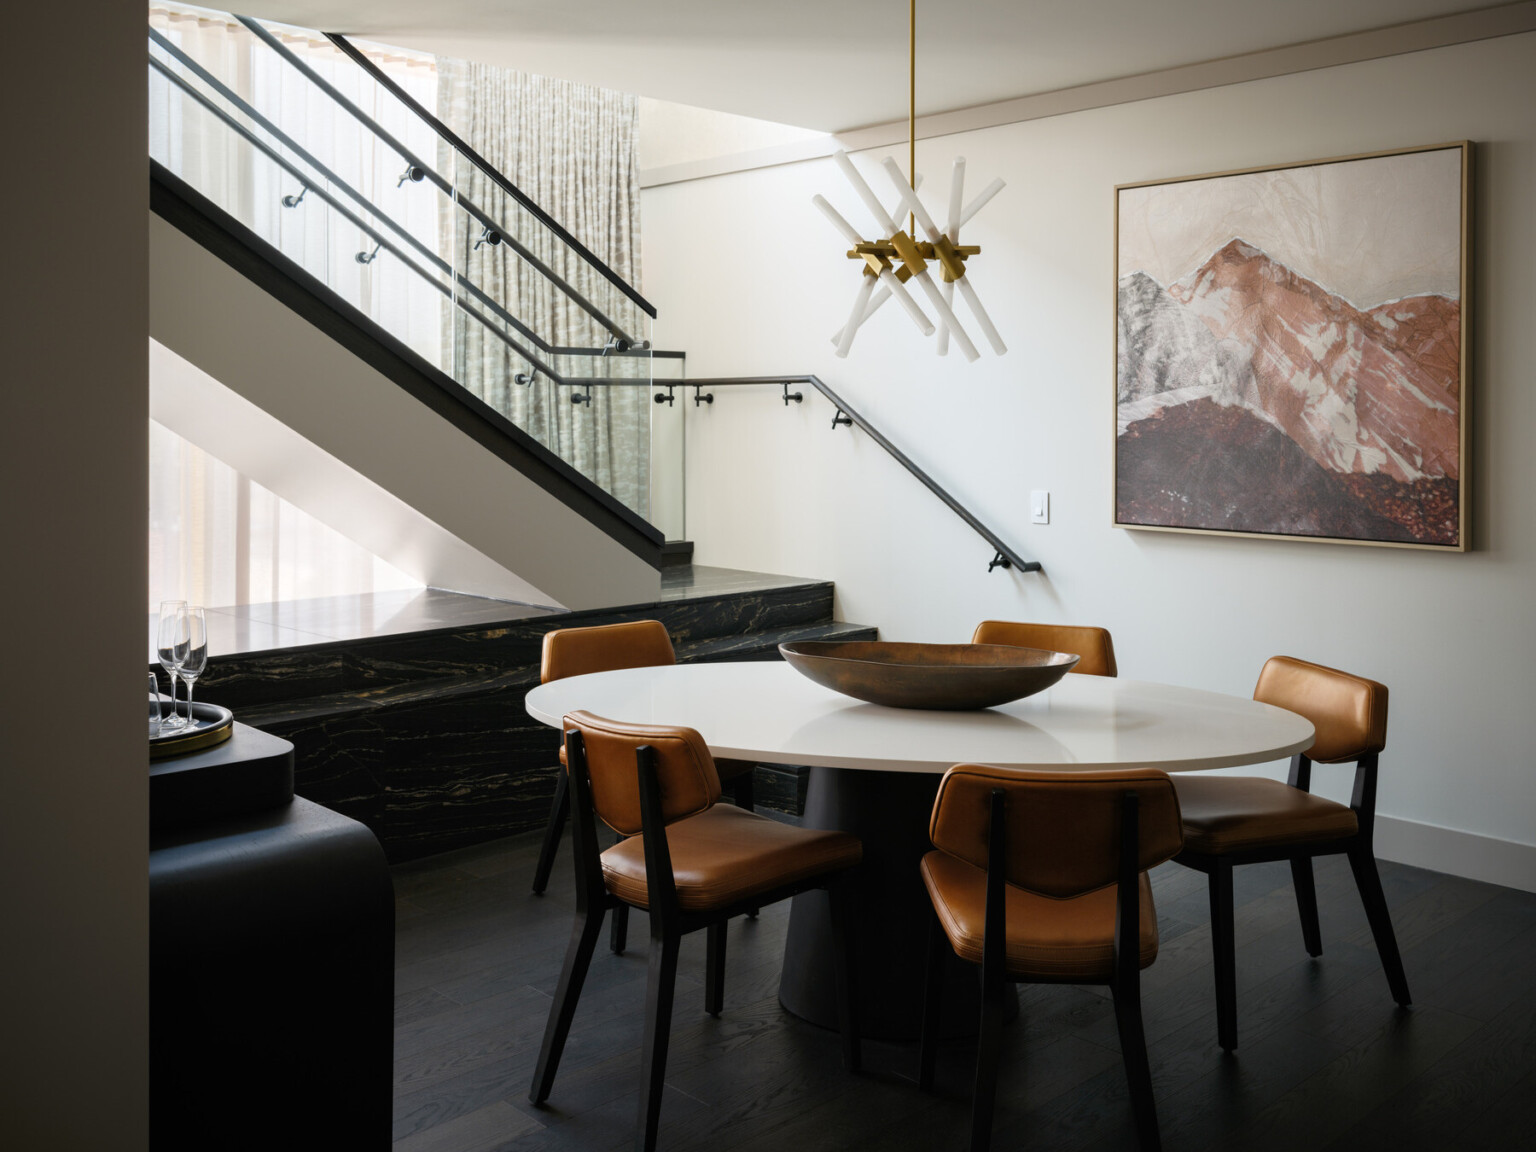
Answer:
525, 662, 1315, 1039
524, 662, 1314, 775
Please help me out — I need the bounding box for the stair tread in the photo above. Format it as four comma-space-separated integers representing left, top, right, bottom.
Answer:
679, 620, 876, 662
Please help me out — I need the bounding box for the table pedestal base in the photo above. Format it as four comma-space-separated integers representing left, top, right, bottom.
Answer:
779, 765, 1015, 1041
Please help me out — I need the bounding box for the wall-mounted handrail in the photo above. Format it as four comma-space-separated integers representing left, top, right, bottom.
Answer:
684, 376, 1042, 574
149, 28, 559, 361
149, 54, 561, 385
324, 31, 657, 322
232, 14, 638, 345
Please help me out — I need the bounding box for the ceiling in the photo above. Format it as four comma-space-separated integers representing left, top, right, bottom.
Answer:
251, 1, 1516, 130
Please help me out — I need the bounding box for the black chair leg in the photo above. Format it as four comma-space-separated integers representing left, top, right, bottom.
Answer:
609, 829, 632, 954
529, 905, 606, 1104
1347, 844, 1412, 1006
918, 911, 946, 1090
705, 921, 727, 1017
611, 903, 630, 955
531, 767, 570, 895
1291, 855, 1323, 957
969, 976, 1006, 1152
1208, 858, 1238, 1051
637, 927, 682, 1152
828, 876, 862, 1073
1112, 975, 1162, 1152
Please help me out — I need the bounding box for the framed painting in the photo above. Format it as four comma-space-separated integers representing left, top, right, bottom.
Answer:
1114, 142, 1471, 550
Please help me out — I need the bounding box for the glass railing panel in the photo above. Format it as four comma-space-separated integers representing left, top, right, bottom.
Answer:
648, 354, 687, 541
148, 37, 455, 377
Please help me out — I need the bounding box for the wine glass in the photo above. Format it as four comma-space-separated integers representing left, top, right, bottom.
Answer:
148, 672, 166, 737
157, 600, 188, 731
178, 608, 209, 729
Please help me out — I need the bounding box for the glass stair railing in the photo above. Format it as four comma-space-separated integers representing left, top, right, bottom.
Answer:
147, 9, 683, 539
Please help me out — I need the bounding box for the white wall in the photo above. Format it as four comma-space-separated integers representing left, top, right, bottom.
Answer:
0, 1, 148, 1144
643, 33, 1536, 890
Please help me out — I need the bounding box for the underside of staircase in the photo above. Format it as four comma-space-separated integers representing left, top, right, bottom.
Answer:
191, 567, 876, 862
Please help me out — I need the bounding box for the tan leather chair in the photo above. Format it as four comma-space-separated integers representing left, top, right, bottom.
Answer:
531, 620, 758, 942
1172, 656, 1410, 1051
971, 620, 1118, 677
530, 712, 863, 1152
919, 765, 1183, 1152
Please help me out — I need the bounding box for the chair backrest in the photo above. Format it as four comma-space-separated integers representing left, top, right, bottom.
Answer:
1253, 656, 1387, 764
563, 710, 720, 836
929, 765, 1182, 897
541, 619, 675, 684
971, 621, 1118, 678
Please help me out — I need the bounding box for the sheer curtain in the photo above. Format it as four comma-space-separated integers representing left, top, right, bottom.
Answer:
149, 419, 420, 609
437, 57, 651, 517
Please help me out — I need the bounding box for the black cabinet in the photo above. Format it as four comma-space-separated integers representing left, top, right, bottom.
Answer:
150, 724, 393, 1149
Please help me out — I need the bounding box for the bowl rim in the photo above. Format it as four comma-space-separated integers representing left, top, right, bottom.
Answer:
778, 639, 1081, 673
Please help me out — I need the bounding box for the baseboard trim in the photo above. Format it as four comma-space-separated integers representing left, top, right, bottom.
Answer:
1374, 814, 1536, 893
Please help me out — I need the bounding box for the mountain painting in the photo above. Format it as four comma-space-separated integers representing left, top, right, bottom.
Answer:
1114, 144, 1469, 549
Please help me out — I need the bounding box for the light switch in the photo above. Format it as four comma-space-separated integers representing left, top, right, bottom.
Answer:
1030, 490, 1050, 525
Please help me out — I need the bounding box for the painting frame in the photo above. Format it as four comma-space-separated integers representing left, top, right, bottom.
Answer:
1113, 141, 1472, 552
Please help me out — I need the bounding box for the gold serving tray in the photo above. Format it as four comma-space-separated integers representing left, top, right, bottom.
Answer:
150, 701, 235, 761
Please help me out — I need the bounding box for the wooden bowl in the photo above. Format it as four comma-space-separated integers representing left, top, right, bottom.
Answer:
778, 641, 1080, 710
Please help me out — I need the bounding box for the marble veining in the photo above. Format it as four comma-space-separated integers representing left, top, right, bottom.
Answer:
180, 567, 872, 862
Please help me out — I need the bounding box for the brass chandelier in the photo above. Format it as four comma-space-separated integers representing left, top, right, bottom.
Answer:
813, 0, 1007, 361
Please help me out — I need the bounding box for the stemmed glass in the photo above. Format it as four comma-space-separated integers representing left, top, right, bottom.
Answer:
156, 600, 189, 731
179, 608, 209, 729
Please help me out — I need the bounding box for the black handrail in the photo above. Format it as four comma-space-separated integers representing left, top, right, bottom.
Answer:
232, 14, 638, 345
684, 377, 1042, 574
149, 28, 559, 361
148, 54, 561, 384
324, 31, 657, 321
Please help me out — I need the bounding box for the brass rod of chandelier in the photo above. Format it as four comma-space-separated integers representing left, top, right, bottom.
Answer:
908, 0, 916, 237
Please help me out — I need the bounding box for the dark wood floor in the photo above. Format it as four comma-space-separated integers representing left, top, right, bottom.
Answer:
389, 824, 1536, 1152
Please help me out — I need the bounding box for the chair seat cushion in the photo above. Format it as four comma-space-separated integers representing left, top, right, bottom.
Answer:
602, 805, 861, 912
1173, 775, 1358, 855
920, 851, 1158, 980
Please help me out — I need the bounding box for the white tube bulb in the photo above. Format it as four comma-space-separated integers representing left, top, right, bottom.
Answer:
831, 286, 894, 346
836, 275, 878, 358
880, 157, 943, 241
833, 150, 900, 236
831, 285, 893, 346
812, 193, 866, 247
882, 269, 935, 336
946, 158, 966, 239
936, 279, 955, 356
913, 269, 977, 360
956, 275, 1006, 356
958, 177, 1005, 229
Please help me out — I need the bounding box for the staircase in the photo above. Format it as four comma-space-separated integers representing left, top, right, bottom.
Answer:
148, 15, 676, 611
200, 571, 875, 862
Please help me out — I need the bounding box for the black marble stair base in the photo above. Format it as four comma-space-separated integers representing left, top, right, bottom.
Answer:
181, 571, 876, 862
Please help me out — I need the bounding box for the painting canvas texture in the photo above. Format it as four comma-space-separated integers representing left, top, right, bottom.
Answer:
1115, 145, 1466, 548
